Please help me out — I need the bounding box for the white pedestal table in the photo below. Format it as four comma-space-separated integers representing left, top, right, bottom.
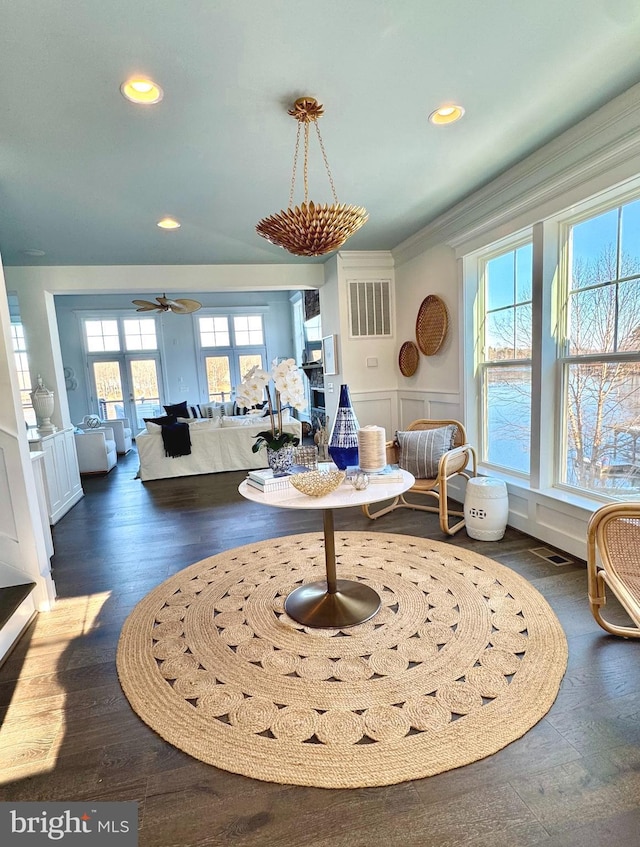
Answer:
238, 470, 414, 629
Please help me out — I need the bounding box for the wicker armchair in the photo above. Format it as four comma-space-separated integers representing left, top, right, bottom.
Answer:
587, 502, 640, 638
362, 419, 477, 535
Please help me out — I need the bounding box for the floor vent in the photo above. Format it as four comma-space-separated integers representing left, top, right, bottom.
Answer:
529, 546, 573, 566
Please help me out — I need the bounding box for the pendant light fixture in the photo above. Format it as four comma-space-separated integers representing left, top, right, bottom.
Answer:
256, 97, 368, 257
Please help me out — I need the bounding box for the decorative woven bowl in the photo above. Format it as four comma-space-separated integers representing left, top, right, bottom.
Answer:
289, 470, 346, 497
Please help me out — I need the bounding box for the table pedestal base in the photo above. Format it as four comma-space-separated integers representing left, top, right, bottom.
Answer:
284, 579, 381, 628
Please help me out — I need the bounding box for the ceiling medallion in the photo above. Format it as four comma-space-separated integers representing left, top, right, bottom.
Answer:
256, 96, 368, 257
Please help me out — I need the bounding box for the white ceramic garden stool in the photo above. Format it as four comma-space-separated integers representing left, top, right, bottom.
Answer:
464, 477, 509, 541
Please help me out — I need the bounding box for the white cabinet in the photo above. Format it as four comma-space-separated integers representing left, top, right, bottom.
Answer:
29, 428, 83, 524
30, 451, 54, 558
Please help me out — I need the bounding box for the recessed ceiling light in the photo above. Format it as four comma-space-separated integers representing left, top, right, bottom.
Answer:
428, 104, 465, 125
21, 248, 46, 256
120, 77, 164, 105
157, 217, 181, 229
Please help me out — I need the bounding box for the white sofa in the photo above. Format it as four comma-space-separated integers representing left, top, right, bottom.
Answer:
136, 418, 302, 481
74, 426, 117, 474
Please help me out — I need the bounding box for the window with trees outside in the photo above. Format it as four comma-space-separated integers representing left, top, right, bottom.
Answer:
469, 188, 640, 502
479, 243, 532, 474
560, 198, 640, 497
198, 314, 266, 402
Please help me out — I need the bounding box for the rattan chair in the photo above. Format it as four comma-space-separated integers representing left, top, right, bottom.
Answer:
587, 502, 640, 638
362, 419, 477, 535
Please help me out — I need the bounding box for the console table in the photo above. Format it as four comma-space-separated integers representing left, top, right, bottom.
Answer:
238, 470, 414, 628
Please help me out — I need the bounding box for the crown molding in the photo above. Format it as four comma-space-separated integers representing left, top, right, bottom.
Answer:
392, 82, 640, 266
337, 250, 395, 270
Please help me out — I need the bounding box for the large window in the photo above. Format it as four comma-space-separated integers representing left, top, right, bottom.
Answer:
11, 323, 36, 426
468, 187, 640, 501
198, 314, 266, 401
479, 243, 532, 475
560, 199, 640, 496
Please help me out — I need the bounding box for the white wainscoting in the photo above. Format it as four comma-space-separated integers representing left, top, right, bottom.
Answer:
350, 391, 397, 441
398, 390, 463, 429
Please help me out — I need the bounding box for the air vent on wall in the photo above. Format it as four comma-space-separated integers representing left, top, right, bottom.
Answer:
349, 280, 391, 338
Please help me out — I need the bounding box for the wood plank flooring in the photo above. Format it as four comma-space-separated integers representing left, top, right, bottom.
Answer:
1, 448, 639, 847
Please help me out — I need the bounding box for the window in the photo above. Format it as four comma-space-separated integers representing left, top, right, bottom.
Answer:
11, 323, 36, 426
478, 243, 532, 474
233, 315, 263, 346
123, 318, 158, 351
467, 185, 640, 502
85, 320, 120, 352
198, 313, 266, 402
559, 198, 640, 496
198, 316, 230, 347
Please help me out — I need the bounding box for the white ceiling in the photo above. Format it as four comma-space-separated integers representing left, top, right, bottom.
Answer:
2, 0, 640, 267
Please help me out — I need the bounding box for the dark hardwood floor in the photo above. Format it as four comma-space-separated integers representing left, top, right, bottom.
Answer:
1, 448, 639, 846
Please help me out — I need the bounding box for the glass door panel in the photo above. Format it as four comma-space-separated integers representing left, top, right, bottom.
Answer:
205, 356, 232, 401
128, 358, 162, 430
238, 353, 263, 381
92, 361, 125, 420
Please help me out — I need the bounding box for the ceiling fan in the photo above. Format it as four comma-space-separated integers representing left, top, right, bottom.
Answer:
132, 294, 202, 314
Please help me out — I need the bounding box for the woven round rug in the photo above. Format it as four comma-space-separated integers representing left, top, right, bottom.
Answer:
117, 531, 567, 788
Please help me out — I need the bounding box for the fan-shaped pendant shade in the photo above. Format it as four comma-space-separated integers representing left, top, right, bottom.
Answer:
132, 295, 202, 314
257, 97, 368, 257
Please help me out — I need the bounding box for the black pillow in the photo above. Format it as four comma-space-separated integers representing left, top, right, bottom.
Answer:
164, 401, 189, 418
144, 415, 177, 427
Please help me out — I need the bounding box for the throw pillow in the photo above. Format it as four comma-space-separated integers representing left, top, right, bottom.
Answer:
200, 402, 223, 419
396, 425, 457, 479
144, 414, 176, 434
164, 401, 189, 419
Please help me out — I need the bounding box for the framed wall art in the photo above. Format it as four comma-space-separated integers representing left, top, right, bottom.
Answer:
322, 335, 338, 375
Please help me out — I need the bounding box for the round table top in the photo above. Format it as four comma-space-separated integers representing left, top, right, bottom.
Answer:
238, 469, 414, 511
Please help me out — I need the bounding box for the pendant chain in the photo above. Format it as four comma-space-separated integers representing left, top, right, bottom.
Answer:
288, 116, 339, 209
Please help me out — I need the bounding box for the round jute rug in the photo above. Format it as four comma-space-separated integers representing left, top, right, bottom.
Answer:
117, 532, 568, 788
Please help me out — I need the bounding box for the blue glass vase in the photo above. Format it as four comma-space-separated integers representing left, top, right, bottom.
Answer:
328, 384, 360, 469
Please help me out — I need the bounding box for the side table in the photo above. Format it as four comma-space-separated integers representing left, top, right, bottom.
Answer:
464, 477, 509, 540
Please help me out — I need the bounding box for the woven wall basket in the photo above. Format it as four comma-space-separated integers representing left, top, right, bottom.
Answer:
416, 295, 448, 356
398, 340, 420, 376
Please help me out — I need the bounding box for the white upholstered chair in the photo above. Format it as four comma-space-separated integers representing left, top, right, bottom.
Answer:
74, 426, 117, 474
79, 416, 132, 455
100, 418, 132, 454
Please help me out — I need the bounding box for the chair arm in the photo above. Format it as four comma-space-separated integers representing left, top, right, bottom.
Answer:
438, 443, 477, 478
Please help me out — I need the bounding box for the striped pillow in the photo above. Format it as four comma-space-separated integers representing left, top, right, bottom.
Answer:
396, 426, 457, 479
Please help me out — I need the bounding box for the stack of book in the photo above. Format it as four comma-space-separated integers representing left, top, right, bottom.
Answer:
245, 465, 311, 495
345, 464, 404, 484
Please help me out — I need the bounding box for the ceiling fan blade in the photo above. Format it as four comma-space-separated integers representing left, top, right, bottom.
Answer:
132, 299, 163, 312
169, 298, 202, 314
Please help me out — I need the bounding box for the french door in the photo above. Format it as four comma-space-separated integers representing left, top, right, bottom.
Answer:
89, 354, 164, 431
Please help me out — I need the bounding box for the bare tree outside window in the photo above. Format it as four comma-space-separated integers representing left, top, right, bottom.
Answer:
562, 231, 640, 496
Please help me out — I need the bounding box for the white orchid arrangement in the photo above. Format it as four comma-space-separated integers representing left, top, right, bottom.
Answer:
236, 358, 307, 452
